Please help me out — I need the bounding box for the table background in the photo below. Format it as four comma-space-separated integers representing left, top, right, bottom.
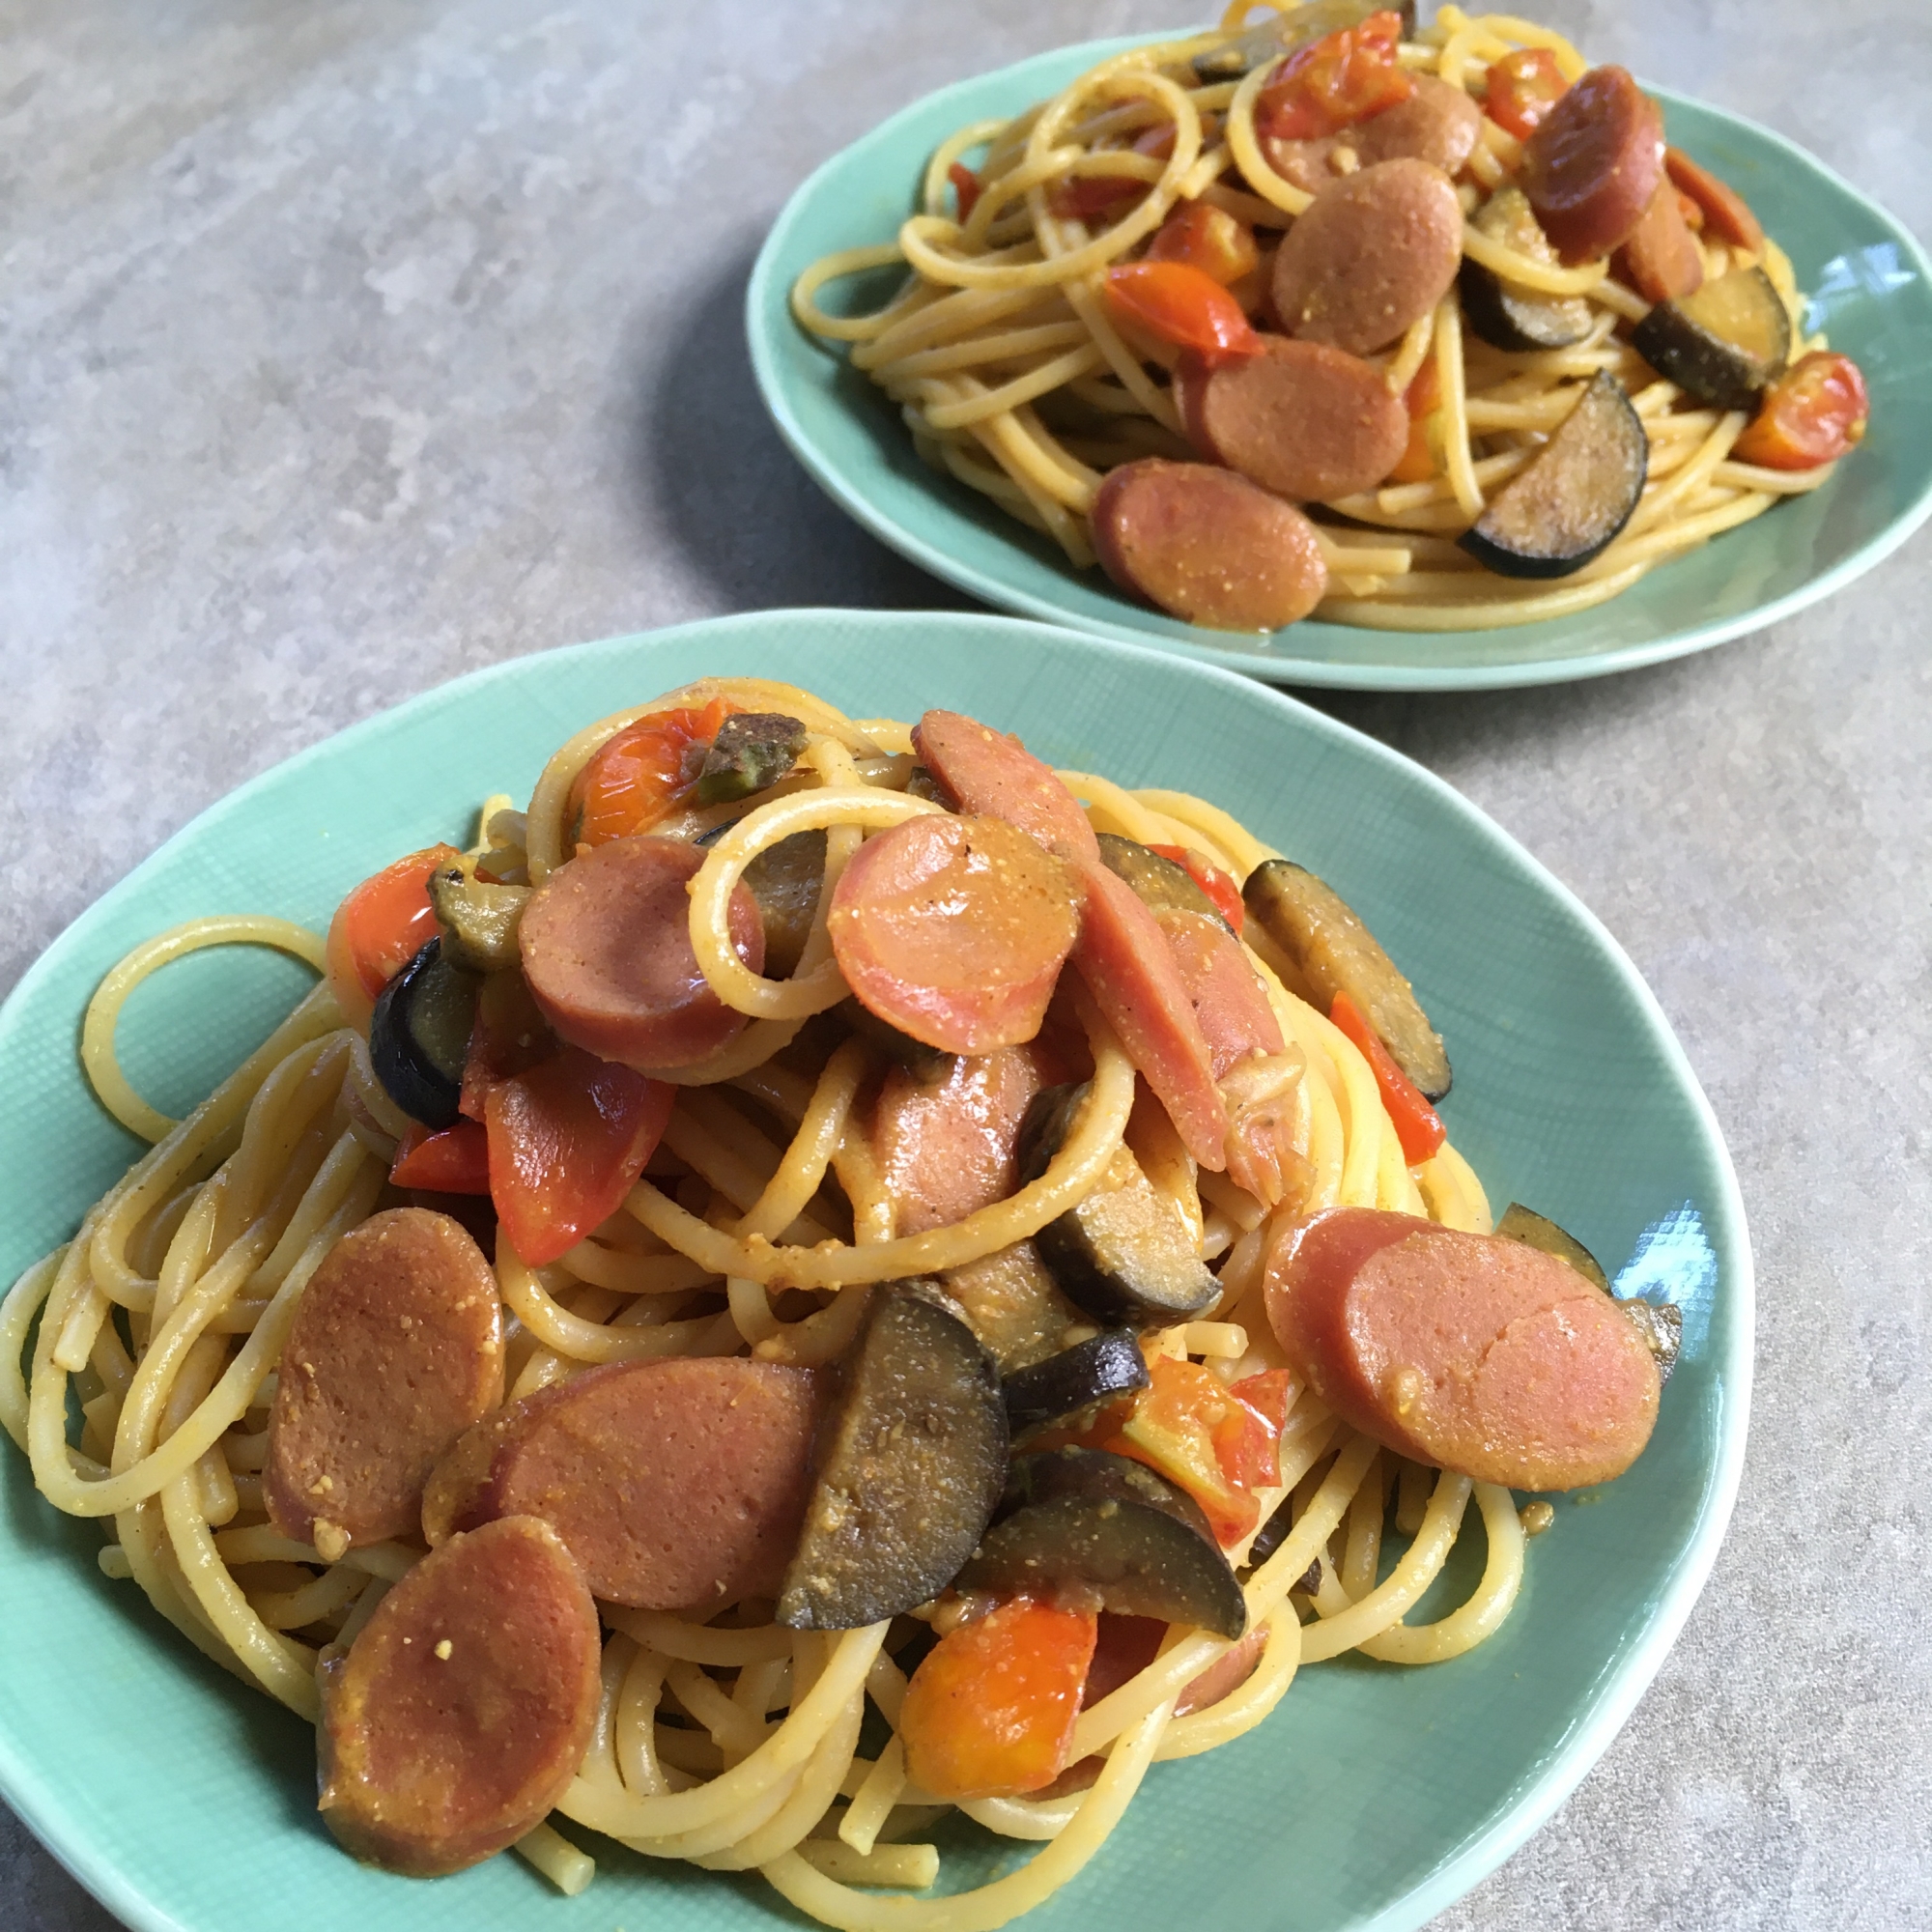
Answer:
3, 1, 1926, 1925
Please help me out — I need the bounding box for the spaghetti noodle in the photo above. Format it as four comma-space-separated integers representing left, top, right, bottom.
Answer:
792, 4, 1854, 634
6, 676, 1567, 1928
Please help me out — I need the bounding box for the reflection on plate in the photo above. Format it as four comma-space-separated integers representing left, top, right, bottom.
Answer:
0, 611, 1750, 1932
748, 37, 1932, 690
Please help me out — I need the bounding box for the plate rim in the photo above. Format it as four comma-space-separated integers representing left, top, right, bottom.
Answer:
0, 609, 1755, 1932
745, 34, 1932, 691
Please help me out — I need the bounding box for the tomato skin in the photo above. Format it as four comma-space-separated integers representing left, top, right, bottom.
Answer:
484, 1047, 674, 1266
1733, 352, 1869, 470
1146, 202, 1260, 288
325, 844, 463, 1032
1109, 1356, 1274, 1544
1483, 47, 1569, 141
1328, 989, 1445, 1164
949, 160, 981, 222
566, 696, 734, 849
899, 1600, 1098, 1801
1147, 842, 1246, 932
388, 1119, 491, 1194
1387, 355, 1441, 485
1104, 262, 1261, 367
1257, 11, 1413, 142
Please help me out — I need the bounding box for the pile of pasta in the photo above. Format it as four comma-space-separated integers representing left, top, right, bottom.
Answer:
1, 677, 1528, 1927
793, 3, 1838, 632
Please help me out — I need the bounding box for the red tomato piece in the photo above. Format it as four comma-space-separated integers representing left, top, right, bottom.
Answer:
458, 971, 554, 1122
1146, 202, 1260, 288
1387, 355, 1441, 485
1257, 11, 1413, 142
484, 1047, 674, 1267
899, 1600, 1097, 1802
1662, 147, 1762, 252
1147, 842, 1246, 933
1329, 989, 1446, 1164
1483, 47, 1569, 141
1109, 1355, 1259, 1545
949, 161, 981, 223
565, 696, 735, 849
388, 1119, 491, 1195
1733, 351, 1869, 470
1104, 262, 1261, 367
324, 844, 464, 1032
1048, 174, 1143, 220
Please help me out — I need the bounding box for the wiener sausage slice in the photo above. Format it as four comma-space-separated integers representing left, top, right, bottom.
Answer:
1520, 67, 1663, 264
267, 1208, 502, 1554
1073, 861, 1229, 1172
875, 1044, 1054, 1236
913, 710, 1099, 864
1091, 460, 1328, 633
317, 1515, 600, 1876
830, 813, 1082, 1054
1265, 1207, 1661, 1490
1272, 158, 1463, 355
1181, 337, 1408, 502
1264, 76, 1484, 191
1615, 178, 1704, 304
519, 835, 764, 1072
1155, 907, 1283, 1079
431, 1356, 825, 1608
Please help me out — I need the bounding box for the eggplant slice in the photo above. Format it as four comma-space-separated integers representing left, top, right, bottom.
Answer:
368, 937, 479, 1131
1459, 372, 1647, 580
1243, 860, 1450, 1100
1496, 1203, 1682, 1382
428, 861, 530, 974
1020, 1085, 1220, 1325
1001, 1330, 1151, 1436
778, 1281, 1008, 1630
959, 1446, 1247, 1639
696, 712, 808, 807
1096, 833, 1228, 930
1631, 266, 1790, 412
1461, 187, 1595, 353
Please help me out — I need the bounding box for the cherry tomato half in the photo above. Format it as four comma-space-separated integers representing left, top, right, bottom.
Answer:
324, 844, 462, 1031
1146, 201, 1261, 288
1733, 352, 1870, 470
566, 696, 735, 849
1104, 261, 1261, 366
1483, 47, 1568, 141
1257, 10, 1413, 142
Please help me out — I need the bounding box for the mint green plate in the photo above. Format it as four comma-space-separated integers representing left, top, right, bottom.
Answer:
748, 36, 1932, 689
0, 611, 1749, 1931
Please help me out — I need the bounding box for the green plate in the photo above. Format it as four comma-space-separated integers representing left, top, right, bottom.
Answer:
747, 36, 1932, 689
0, 611, 1749, 1931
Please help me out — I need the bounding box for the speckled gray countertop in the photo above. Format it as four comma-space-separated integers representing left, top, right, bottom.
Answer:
3, 1, 1928, 1925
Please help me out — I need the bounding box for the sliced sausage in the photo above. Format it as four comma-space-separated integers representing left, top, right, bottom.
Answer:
875, 1044, 1052, 1236
317, 1515, 600, 1876
1091, 459, 1328, 632
1264, 1207, 1661, 1490
829, 813, 1082, 1054
1663, 147, 1763, 253
267, 1208, 502, 1553
1182, 336, 1408, 502
1267, 76, 1484, 190
434, 1356, 825, 1607
1072, 860, 1228, 1172
912, 710, 1099, 865
1615, 178, 1704, 303
1154, 907, 1283, 1078
519, 835, 764, 1072
1520, 66, 1663, 264
1272, 157, 1463, 355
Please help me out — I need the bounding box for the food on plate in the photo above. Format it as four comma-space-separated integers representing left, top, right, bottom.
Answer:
3, 676, 1679, 1921
792, 4, 1868, 634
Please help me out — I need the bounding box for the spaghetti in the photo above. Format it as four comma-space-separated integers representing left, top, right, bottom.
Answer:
6, 676, 1551, 1928
792, 4, 1854, 634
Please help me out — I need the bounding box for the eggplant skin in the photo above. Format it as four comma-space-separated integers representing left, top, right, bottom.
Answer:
1095, 833, 1227, 930
960, 1447, 1247, 1638
1461, 188, 1594, 353
777, 1281, 1008, 1631
1459, 372, 1647, 581
1495, 1203, 1682, 1381
368, 938, 478, 1131
1630, 267, 1790, 412
1001, 1329, 1150, 1436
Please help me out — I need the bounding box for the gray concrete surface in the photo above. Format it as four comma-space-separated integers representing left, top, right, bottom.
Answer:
2, 0, 1927, 1925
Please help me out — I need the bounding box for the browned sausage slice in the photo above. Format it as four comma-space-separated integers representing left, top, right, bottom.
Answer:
1614, 178, 1704, 303
267, 1208, 502, 1554
912, 710, 1099, 865
1091, 460, 1328, 633
1072, 860, 1228, 1172
317, 1515, 600, 1876
1182, 337, 1408, 501
1264, 78, 1485, 192
519, 835, 764, 1072
436, 1356, 825, 1607
1272, 158, 1463, 355
829, 813, 1082, 1054
874, 1044, 1053, 1236
1520, 67, 1664, 264
1265, 1207, 1661, 1490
